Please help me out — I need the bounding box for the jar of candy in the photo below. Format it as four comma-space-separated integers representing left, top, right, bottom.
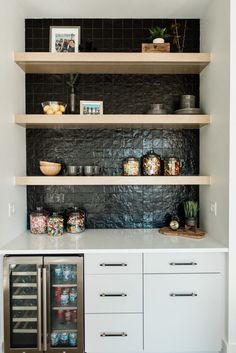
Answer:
123, 157, 140, 176
30, 207, 49, 234
164, 157, 180, 176
67, 207, 85, 234
48, 213, 64, 237
142, 150, 161, 176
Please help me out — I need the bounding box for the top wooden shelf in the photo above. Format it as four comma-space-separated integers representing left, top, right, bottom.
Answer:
14, 52, 211, 75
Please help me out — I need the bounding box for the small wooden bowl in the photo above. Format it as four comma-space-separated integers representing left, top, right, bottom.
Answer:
40, 164, 61, 176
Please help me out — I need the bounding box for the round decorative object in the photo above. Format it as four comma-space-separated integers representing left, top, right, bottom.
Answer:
169, 219, 180, 231
153, 38, 165, 44
142, 150, 161, 176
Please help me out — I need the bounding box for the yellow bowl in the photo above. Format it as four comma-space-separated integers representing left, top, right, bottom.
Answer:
40, 165, 61, 176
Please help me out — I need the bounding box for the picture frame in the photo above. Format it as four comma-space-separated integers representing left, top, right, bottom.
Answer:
80, 101, 103, 115
49, 26, 80, 53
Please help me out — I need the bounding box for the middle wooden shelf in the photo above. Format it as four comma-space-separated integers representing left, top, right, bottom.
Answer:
15, 114, 211, 129
15, 176, 211, 186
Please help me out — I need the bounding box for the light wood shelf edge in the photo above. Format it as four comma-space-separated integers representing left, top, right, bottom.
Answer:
15, 114, 211, 129
14, 52, 211, 74
15, 176, 211, 186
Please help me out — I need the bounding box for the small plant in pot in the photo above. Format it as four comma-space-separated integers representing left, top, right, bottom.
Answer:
184, 201, 198, 228
148, 26, 170, 44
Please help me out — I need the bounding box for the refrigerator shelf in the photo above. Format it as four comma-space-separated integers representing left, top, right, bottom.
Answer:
12, 295, 37, 299
12, 306, 37, 310
13, 329, 37, 333
52, 284, 77, 287
13, 318, 37, 322
52, 306, 77, 310
12, 283, 37, 288
12, 272, 37, 276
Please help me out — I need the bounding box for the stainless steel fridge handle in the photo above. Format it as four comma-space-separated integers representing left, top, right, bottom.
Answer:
42, 267, 47, 351
37, 267, 42, 351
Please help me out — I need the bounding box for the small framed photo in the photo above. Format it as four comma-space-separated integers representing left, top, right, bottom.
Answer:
50, 26, 80, 53
80, 101, 103, 115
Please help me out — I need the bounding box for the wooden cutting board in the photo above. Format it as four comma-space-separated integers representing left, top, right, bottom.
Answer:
160, 227, 206, 239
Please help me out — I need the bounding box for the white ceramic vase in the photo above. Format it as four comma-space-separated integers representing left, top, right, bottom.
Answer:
153, 38, 165, 44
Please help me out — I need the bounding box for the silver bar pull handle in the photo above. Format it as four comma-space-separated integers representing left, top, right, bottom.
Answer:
100, 332, 128, 337
100, 293, 127, 297
37, 267, 42, 351
42, 267, 47, 352
170, 293, 198, 297
169, 262, 197, 266
100, 263, 127, 267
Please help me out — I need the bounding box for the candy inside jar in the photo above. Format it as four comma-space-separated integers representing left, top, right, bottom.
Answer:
48, 212, 64, 237
67, 207, 85, 234
30, 207, 49, 234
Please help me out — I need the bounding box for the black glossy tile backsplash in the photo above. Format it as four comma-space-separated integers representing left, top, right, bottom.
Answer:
26, 18, 200, 229
25, 18, 199, 53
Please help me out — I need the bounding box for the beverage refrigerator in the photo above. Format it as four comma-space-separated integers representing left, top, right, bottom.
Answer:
3, 256, 84, 353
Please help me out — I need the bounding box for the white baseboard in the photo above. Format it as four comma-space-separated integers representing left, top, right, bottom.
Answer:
222, 339, 236, 353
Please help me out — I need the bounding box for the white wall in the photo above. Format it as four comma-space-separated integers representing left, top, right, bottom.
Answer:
0, 1, 26, 350
0, 7, 26, 244
200, 0, 230, 247
227, 0, 236, 351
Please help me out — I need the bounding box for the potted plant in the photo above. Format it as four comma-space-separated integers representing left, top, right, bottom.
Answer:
148, 26, 170, 44
66, 73, 79, 113
184, 201, 198, 227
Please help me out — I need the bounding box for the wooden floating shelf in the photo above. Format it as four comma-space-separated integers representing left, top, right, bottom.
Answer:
15, 176, 211, 186
15, 114, 211, 129
14, 52, 211, 75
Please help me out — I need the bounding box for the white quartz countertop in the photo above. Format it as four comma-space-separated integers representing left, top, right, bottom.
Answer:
0, 229, 228, 254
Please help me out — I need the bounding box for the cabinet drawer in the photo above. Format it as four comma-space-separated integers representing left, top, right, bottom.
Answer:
144, 273, 223, 352
85, 274, 142, 313
85, 313, 143, 352
85, 253, 142, 274
144, 252, 224, 273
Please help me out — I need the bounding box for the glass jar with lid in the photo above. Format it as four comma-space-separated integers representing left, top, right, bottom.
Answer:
30, 206, 49, 234
123, 157, 140, 176
164, 157, 180, 176
142, 150, 161, 176
67, 207, 86, 234
47, 212, 64, 237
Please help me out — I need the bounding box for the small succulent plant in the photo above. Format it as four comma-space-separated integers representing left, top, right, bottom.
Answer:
184, 201, 198, 219
148, 26, 170, 41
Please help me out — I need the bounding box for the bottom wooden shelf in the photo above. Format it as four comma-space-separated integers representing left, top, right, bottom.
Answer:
15, 176, 211, 186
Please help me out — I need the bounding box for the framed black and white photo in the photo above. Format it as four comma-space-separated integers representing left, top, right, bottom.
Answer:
80, 101, 103, 115
50, 26, 80, 53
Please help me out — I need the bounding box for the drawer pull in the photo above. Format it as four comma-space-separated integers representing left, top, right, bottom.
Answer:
170, 293, 198, 297
100, 332, 128, 337
100, 263, 127, 267
100, 293, 127, 297
169, 262, 197, 266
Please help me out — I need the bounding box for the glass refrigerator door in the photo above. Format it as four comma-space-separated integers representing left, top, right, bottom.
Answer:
44, 256, 83, 353
4, 256, 43, 353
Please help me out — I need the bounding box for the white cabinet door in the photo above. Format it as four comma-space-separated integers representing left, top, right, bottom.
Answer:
85, 274, 142, 313
85, 253, 142, 274
144, 253, 224, 274
85, 313, 143, 352
144, 274, 223, 353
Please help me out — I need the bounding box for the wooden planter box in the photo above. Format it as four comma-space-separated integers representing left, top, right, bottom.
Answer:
142, 43, 170, 53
